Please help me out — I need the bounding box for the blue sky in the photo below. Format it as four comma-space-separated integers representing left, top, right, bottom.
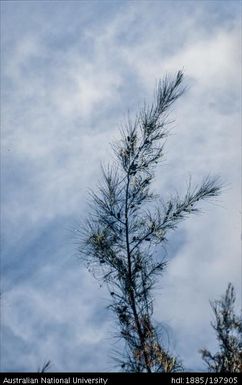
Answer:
1, 0, 241, 372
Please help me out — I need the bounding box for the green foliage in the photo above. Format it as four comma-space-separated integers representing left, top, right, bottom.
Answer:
200, 283, 242, 372
80, 72, 221, 372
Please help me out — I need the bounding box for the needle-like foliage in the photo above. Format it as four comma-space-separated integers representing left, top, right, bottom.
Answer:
79, 71, 221, 372
200, 283, 242, 372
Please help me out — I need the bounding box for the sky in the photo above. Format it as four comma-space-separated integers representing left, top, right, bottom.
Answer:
0, 0, 241, 373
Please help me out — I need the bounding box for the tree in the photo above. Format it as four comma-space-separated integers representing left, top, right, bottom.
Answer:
79, 71, 221, 372
38, 360, 52, 373
200, 283, 242, 372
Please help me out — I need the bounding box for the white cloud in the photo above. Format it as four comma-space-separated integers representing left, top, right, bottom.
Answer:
2, 266, 114, 371
1, 0, 241, 372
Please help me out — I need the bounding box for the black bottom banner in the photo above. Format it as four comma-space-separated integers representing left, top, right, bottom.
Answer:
0, 373, 241, 385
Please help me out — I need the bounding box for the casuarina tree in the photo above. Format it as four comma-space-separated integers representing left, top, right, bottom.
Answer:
79, 71, 221, 372
200, 283, 242, 372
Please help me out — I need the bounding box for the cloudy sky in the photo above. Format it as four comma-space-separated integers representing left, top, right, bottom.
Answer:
1, 0, 241, 373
